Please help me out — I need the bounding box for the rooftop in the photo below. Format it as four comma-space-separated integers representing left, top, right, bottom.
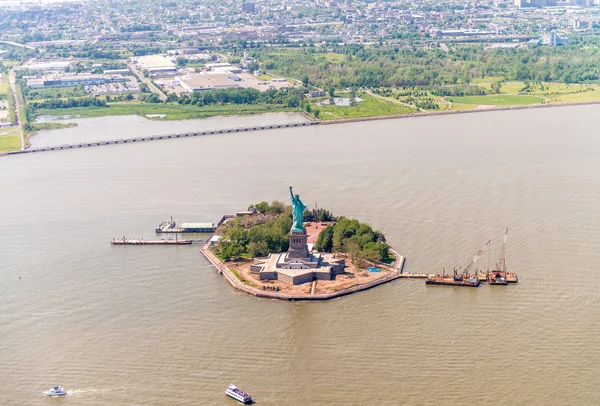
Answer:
135, 55, 176, 70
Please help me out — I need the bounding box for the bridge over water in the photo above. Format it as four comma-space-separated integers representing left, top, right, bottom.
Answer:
1, 121, 319, 157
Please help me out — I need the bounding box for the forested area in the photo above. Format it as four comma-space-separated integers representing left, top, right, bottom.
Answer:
253, 38, 600, 89
315, 218, 391, 263
172, 87, 305, 108
28, 97, 107, 111
215, 202, 389, 264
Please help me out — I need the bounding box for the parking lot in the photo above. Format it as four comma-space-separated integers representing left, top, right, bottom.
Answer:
86, 78, 139, 95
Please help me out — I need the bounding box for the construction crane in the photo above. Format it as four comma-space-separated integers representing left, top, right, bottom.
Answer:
497, 227, 508, 273
461, 239, 492, 276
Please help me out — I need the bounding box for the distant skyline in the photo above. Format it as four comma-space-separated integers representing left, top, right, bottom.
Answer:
0, 0, 87, 4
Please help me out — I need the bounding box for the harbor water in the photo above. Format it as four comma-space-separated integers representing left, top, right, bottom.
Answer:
1, 106, 600, 405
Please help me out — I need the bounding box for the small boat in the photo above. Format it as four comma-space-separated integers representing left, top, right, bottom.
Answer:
225, 383, 253, 404
44, 386, 67, 397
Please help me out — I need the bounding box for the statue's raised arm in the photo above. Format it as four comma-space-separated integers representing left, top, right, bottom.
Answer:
289, 185, 295, 201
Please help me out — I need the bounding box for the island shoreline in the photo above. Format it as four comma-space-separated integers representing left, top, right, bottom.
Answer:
199, 243, 406, 301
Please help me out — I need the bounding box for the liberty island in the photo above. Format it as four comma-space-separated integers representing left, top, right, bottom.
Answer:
200, 185, 406, 300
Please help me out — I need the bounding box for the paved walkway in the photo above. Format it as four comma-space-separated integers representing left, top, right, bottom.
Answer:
366, 89, 428, 113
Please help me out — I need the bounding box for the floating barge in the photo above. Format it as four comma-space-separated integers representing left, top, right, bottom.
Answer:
481, 228, 518, 284
426, 272, 480, 287
111, 238, 192, 245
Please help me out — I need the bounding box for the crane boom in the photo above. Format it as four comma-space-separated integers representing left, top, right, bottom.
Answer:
463, 239, 492, 274
498, 227, 508, 272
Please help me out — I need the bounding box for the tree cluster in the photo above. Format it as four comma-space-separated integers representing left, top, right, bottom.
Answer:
176, 87, 304, 108
253, 39, 600, 90
216, 207, 292, 261
315, 218, 390, 264
29, 97, 107, 111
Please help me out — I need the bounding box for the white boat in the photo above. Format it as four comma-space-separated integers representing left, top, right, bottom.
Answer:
44, 386, 68, 397
225, 384, 252, 404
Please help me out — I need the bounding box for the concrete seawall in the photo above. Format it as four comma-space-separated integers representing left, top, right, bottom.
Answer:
318, 99, 600, 126
3, 98, 592, 158
199, 244, 406, 301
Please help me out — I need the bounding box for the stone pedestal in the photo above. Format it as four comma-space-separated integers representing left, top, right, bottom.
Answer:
287, 231, 309, 259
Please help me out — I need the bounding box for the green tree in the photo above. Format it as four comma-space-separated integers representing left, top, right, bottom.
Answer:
315, 225, 334, 252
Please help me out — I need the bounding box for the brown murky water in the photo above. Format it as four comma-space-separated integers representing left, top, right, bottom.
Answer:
1, 106, 600, 405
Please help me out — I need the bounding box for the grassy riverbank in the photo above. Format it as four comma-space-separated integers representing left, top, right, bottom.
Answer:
30, 122, 77, 132
34, 102, 299, 121
447, 95, 545, 106
0, 127, 21, 152
310, 93, 416, 120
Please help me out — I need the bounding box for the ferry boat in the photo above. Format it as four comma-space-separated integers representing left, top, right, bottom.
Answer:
225, 384, 253, 404
44, 386, 67, 397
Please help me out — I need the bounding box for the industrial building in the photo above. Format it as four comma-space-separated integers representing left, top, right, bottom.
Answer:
181, 223, 216, 233
26, 74, 128, 89
134, 55, 176, 73
177, 74, 241, 92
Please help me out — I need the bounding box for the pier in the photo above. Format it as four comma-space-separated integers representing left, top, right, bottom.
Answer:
1, 121, 318, 157
111, 237, 199, 245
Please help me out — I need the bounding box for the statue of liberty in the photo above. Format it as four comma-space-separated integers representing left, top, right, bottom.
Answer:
289, 185, 306, 233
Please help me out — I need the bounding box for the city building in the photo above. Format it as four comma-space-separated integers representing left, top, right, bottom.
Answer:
242, 2, 256, 13
133, 55, 176, 73
176, 74, 240, 92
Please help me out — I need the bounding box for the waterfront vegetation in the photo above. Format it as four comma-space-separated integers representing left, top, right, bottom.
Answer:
315, 218, 391, 264
33, 102, 297, 121
214, 201, 391, 265
30, 122, 77, 132
310, 92, 415, 120
446, 95, 545, 106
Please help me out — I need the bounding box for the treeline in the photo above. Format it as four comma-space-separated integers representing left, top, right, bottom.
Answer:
215, 203, 391, 264
254, 39, 600, 89
315, 218, 391, 263
173, 87, 305, 108
29, 97, 107, 111
216, 208, 293, 261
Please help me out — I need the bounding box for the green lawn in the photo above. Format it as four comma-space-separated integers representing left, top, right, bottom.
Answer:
0, 73, 9, 96
34, 102, 298, 121
549, 91, 600, 103
449, 103, 478, 111
312, 93, 416, 121
447, 95, 544, 106
26, 85, 87, 101
0, 127, 21, 152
